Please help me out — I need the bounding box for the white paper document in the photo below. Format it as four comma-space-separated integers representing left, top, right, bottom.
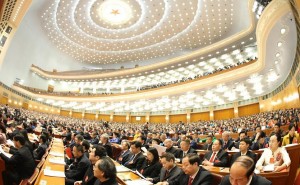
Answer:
125, 179, 153, 185
44, 169, 65, 177
49, 151, 64, 157
263, 164, 275, 172
6, 140, 15, 147
49, 157, 66, 165
116, 165, 131, 172
152, 144, 166, 156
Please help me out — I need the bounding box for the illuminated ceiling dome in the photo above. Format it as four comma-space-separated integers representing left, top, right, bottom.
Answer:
40, 0, 245, 66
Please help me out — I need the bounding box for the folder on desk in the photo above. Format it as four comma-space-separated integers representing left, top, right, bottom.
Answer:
116, 165, 131, 172
49, 157, 66, 165
124, 179, 153, 185
263, 164, 275, 172
44, 169, 65, 177
49, 151, 64, 157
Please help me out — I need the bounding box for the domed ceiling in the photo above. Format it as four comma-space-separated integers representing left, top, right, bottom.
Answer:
40, 0, 250, 66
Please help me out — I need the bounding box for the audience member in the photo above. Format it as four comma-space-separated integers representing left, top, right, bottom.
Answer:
220, 156, 271, 185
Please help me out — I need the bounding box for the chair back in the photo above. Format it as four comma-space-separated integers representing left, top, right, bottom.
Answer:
19, 168, 39, 185
36, 158, 46, 169
211, 173, 223, 185
27, 168, 40, 185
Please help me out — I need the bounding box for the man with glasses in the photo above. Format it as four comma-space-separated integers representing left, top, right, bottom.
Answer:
220, 156, 271, 185
74, 145, 107, 185
157, 153, 212, 185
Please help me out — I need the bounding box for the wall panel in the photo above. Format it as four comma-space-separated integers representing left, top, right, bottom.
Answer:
214, 108, 234, 120
113, 115, 126, 123
238, 103, 260, 117
130, 116, 145, 123
169, 114, 187, 123
149, 115, 166, 123
98, 114, 110, 122
191, 112, 210, 122
60, 110, 70, 117
85, 113, 96, 120
72, 112, 83, 119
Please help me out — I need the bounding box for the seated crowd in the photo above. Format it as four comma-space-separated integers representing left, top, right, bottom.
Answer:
0, 105, 298, 185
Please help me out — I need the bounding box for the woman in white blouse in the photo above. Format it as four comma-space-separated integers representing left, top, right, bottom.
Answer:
256, 133, 291, 172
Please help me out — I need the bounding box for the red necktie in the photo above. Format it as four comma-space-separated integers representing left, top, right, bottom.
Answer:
209, 152, 216, 162
188, 176, 193, 185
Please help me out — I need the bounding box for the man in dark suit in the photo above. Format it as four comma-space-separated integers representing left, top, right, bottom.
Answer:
234, 130, 247, 148
74, 145, 108, 185
97, 133, 113, 158
230, 138, 256, 166
202, 139, 229, 167
137, 135, 150, 150
220, 156, 271, 185
157, 153, 213, 185
124, 141, 146, 171
33, 134, 48, 160
177, 139, 197, 162
250, 131, 268, 150
116, 140, 132, 165
89, 131, 99, 145
221, 131, 234, 150
0, 134, 35, 185
164, 139, 180, 158
152, 153, 182, 184
66, 144, 91, 185
202, 135, 213, 151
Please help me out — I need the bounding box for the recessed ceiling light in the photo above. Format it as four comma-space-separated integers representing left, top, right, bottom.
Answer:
281, 28, 286, 34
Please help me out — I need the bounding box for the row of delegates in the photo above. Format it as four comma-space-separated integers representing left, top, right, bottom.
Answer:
65, 144, 91, 185
156, 153, 213, 185
74, 145, 107, 185
220, 156, 272, 185
0, 134, 35, 185
256, 133, 291, 172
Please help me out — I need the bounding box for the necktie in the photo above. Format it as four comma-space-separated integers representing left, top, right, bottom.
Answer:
165, 170, 169, 178
188, 176, 193, 185
209, 152, 216, 162
125, 154, 135, 165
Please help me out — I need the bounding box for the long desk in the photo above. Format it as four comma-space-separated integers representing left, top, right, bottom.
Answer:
114, 161, 144, 185
34, 139, 65, 185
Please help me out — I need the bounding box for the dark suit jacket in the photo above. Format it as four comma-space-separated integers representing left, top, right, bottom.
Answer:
66, 154, 91, 181
202, 149, 229, 167
202, 143, 212, 151
99, 142, 113, 158
141, 161, 162, 178
166, 146, 180, 158
230, 151, 257, 166
93, 178, 118, 185
0, 146, 35, 181
220, 174, 272, 185
81, 165, 97, 185
116, 150, 132, 165
221, 139, 234, 150
177, 148, 197, 162
33, 143, 47, 160
153, 165, 182, 184
170, 167, 213, 185
124, 152, 146, 171
89, 137, 99, 145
